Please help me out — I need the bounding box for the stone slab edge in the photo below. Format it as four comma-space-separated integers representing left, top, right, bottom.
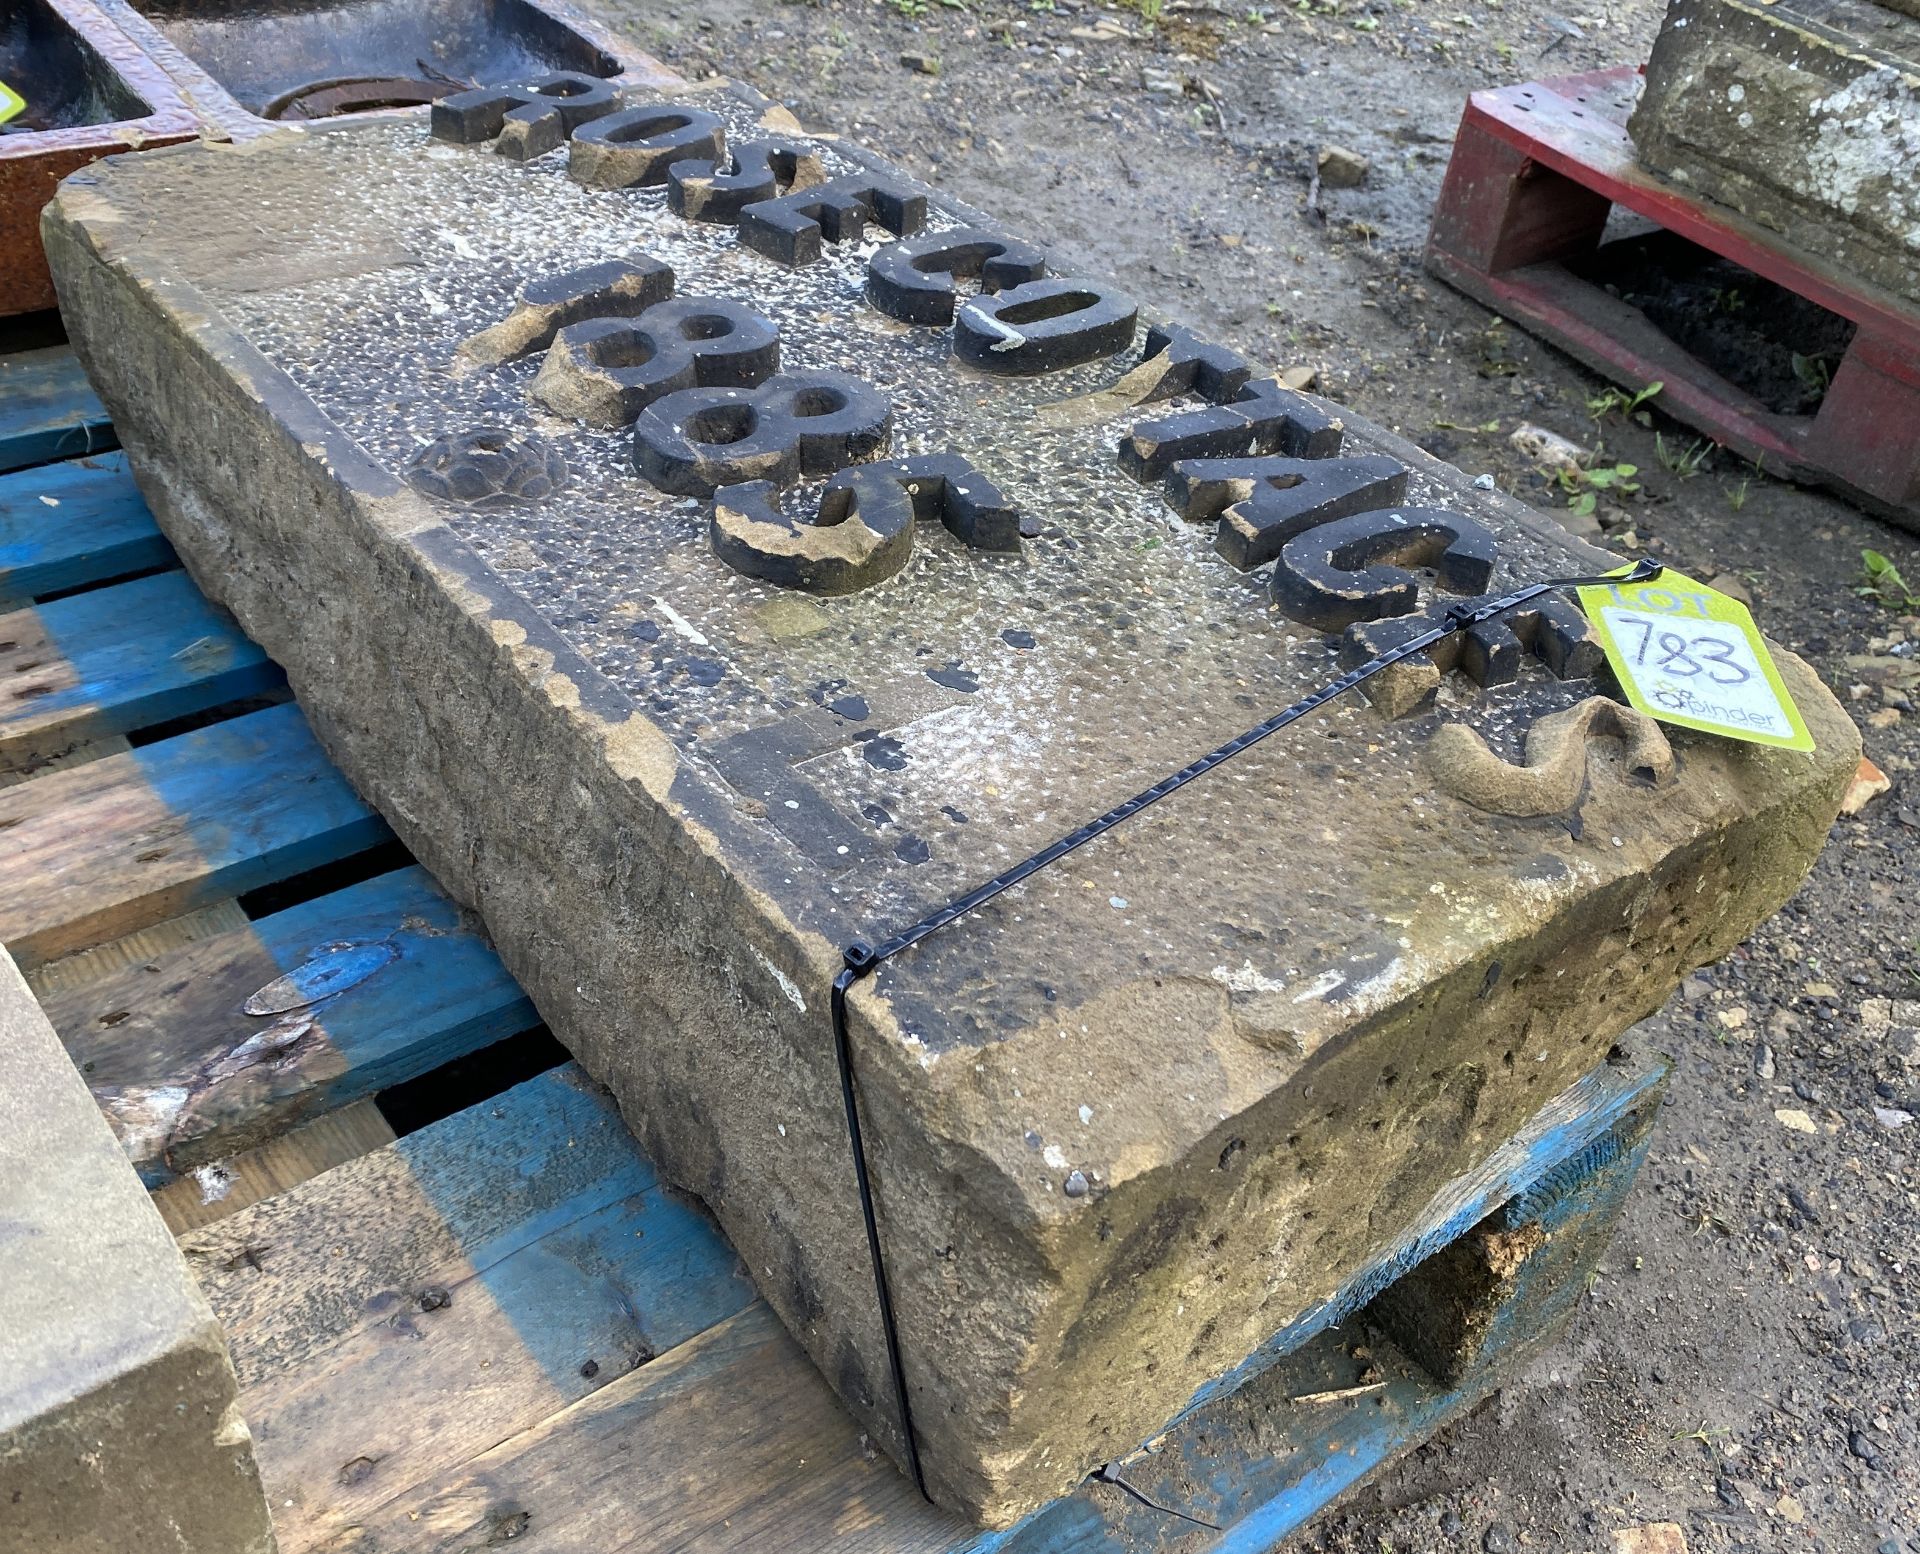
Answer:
0, 946, 277, 1553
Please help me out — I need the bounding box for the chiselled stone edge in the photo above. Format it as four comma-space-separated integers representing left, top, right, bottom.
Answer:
1629, 0, 1920, 306
1165, 1040, 1672, 1429
0, 950, 276, 1554
1636, 0, 1920, 108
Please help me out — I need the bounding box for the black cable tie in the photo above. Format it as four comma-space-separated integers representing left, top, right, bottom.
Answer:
828, 556, 1659, 1506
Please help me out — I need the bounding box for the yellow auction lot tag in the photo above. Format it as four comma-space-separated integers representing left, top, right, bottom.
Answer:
0, 82, 25, 126
1577, 566, 1814, 752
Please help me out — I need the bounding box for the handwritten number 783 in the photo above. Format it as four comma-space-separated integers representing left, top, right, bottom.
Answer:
1613, 613, 1753, 685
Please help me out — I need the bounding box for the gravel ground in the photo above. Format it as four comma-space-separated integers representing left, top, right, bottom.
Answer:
572, 0, 1918, 1543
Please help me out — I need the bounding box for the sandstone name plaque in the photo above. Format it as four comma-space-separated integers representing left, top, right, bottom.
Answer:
45, 84, 1857, 1525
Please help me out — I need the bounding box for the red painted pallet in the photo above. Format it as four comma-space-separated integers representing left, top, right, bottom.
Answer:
1426, 66, 1920, 529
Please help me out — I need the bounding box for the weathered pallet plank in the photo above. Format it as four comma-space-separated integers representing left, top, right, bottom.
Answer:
27, 901, 250, 1001
313, 1294, 1512, 1554
199, 1054, 1663, 1554
1002, 1325, 1492, 1554
153, 1098, 398, 1236
0, 732, 129, 789
185, 1066, 665, 1388
0, 346, 117, 475
0, 569, 281, 773
43, 865, 538, 1182
0, 701, 391, 967
184, 1066, 760, 1553
314, 1301, 961, 1554
0, 451, 170, 603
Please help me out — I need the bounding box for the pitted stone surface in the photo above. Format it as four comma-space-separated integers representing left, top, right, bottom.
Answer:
46, 93, 1859, 1528
1631, 0, 1920, 305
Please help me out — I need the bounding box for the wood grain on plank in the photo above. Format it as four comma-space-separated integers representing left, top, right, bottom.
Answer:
193, 1062, 1666, 1554
25, 900, 250, 1000
0, 732, 129, 789
187, 1067, 758, 1552
235, 1165, 754, 1551
0, 450, 170, 602
42, 866, 536, 1180
0, 701, 390, 967
0, 347, 117, 475
309, 1302, 963, 1554
188, 1067, 699, 1387
0, 569, 281, 773
153, 1099, 397, 1235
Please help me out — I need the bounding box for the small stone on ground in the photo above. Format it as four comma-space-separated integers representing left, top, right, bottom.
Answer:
1611, 1524, 1687, 1554
1316, 144, 1370, 187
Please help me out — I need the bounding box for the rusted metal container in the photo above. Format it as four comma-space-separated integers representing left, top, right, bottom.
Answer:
0, 0, 198, 316
85, 0, 679, 141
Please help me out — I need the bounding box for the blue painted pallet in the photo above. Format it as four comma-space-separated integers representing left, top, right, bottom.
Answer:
0, 420, 534, 1190
0, 700, 392, 967
183, 1050, 1667, 1554
0, 451, 171, 603
0, 347, 117, 475
182, 1065, 765, 1553
0, 568, 283, 770
41, 865, 539, 1182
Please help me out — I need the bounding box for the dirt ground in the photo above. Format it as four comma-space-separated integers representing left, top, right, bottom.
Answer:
571, 0, 1919, 1545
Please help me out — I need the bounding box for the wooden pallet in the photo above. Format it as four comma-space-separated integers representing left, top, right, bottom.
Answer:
180, 1053, 1663, 1554
1427, 67, 1920, 525
3, 346, 1670, 1551
0, 376, 539, 1207
0, 345, 116, 475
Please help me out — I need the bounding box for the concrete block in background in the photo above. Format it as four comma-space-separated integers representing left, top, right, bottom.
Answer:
1632, 0, 1920, 305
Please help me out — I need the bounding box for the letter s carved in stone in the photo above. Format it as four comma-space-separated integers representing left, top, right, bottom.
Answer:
1426, 696, 1674, 817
